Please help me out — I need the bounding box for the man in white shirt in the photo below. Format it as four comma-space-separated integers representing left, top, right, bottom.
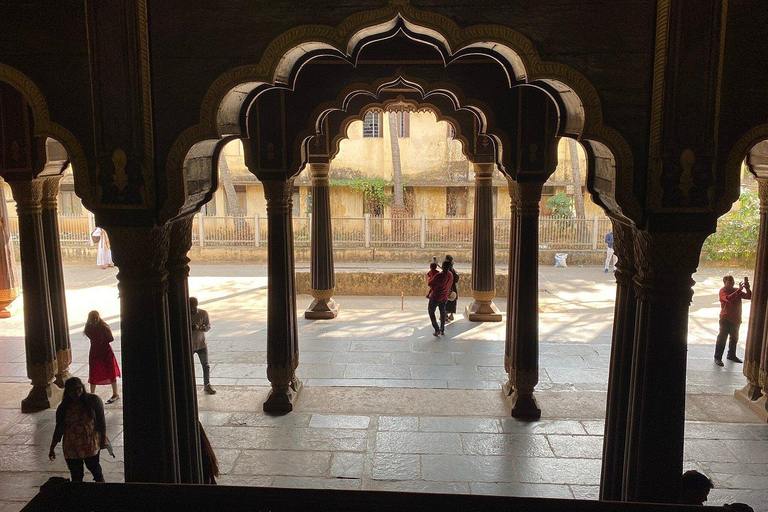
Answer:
190, 297, 215, 394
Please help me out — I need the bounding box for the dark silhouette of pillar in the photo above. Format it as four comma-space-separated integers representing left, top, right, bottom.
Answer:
508, 182, 543, 419
741, 179, 768, 401
466, 162, 501, 321
9, 179, 57, 412
599, 220, 638, 500
263, 179, 301, 413
623, 231, 708, 503
110, 225, 180, 483
166, 217, 203, 483
41, 176, 72, 388
305, 162, 339, 319
503, 179, 520, 395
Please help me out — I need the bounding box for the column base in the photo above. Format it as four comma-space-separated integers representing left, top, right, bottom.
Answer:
304, 298, 340, 320
21, 384, 55, 413
508, 391, 541, 420
734, 386, 768, 422
465, 300, 502, 322
53, 369, 73, 389
263, 378, 303, 415
0, 308, 10, 318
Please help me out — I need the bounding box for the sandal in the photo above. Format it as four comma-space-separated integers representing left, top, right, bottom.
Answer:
106, 396, 120, 404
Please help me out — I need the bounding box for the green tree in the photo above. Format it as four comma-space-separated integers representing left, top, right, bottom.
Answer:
704, 188, 759, 263
546, 193, 575, 219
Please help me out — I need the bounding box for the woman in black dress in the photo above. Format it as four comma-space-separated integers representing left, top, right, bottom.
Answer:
445, 254, 459, 321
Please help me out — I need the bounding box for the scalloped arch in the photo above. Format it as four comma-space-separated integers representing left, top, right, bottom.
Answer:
718, 123, 768, 215
0, 63, 94, 209
165, 2, 635, 221
323, 97, 473, 165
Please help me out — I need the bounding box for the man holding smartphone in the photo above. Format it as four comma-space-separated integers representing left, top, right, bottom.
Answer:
190, 297, 215, 394
714, 275, 752, 367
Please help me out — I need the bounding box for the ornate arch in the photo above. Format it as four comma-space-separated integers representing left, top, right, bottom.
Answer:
164, 1, 635, 222
325, 97, 472, 164
718, 123, 768, 215
0, 63, 93, 208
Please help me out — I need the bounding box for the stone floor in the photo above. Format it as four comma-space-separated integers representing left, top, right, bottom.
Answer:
0, 264, 766, 511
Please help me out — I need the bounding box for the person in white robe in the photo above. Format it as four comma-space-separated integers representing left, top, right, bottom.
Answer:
92, 227, 114, 269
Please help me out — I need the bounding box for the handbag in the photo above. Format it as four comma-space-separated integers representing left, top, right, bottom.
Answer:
449, 291, 457, 301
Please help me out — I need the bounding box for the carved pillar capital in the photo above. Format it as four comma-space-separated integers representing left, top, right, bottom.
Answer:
612, 220, 637, 282
507, 179, 521, 205
41, 176, 63, 211
263, 179, 294, 210
472, 162, 494, 183
9, 179, 44, 215
109, 225, 172, 291
167, 217, 194, 272
310, 163, 330, 186
758, 178, 768, 213
632, 230, 708, 303
517, 182, 544, 217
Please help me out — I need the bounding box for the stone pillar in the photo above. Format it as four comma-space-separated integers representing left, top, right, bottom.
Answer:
503, 180, 520, 394
110, 225, 180, 483
305, 162, 339, 319
263, 179, 301, 413
9, 180, 57, 412
623, 231, 708, 503
507, 182, 543, 419
166, 217, 203, 483
740, 179, 768, 401
466, 162, 501, 322
599, 220, 638, 501
41, 176, 72, 387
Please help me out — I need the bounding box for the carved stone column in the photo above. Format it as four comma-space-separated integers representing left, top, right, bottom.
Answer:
263, 179, 301, 413
305, 162, 339, 319
623, 231, 708, 503
507, 182, 543, 419
599, 220, 638, 501
110, 225, 180, 483
166, 217, 202, 483
466, 163, 501, 321
41, 176, 72, 387
503, 180, 520, 394
740, 179, 768, 401
9, 180, 57, 412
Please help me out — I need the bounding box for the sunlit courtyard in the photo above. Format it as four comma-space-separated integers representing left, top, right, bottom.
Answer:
0, 264, 765, 510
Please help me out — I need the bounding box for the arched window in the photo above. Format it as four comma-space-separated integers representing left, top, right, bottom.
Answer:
363, 111, 382, 138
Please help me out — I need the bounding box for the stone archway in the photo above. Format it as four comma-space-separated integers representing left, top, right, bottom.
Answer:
164, 3, 636, 227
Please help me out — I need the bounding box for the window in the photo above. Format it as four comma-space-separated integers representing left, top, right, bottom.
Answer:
58, 191, 82, 216
202, 200, 216, 216
292, 187, 301, 217
363, 111, 382, 138
446, 187, 468, 217
396, 111, 410, 138
404, 186, 415, 216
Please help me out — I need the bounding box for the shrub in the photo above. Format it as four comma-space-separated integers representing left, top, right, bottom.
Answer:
546, 193, 575, 219
704, 188, 759, 263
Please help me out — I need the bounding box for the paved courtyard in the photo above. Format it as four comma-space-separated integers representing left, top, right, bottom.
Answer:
0, 263, 766, 511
